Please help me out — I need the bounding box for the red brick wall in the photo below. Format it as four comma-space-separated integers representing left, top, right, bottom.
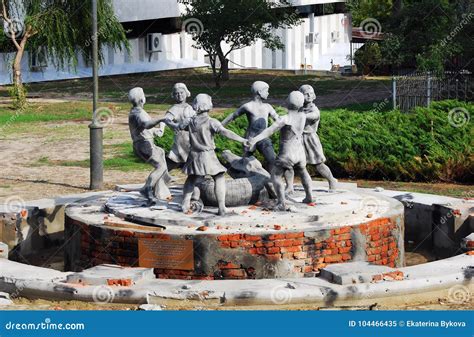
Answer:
360, 218, 399, 268
72, 216, 402, 280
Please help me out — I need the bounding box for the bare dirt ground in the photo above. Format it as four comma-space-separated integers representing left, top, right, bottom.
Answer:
6, 296, 472, 311
0, 117, 146, 202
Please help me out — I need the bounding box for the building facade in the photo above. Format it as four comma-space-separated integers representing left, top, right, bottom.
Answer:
0, 0, 352, 84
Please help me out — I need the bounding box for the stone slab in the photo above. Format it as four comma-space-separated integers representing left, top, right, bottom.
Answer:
101, 185, 401, 230
320, 262, 394, 285
65, 264, 156, 286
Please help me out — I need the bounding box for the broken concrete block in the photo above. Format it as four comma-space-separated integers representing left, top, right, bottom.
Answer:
0, 242, 8, 259
461, 233, 474, 251
66, 264, 155, 286
320, 262, 394, 285
138, 304, 164, 311
0, 292, 13, 306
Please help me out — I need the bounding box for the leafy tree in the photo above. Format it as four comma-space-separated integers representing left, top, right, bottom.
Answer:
0, 0, 128, 108
346, 0, 392, 26
181, 0, 301, 87
354, 41, 382, 75
349, 0, 473, 73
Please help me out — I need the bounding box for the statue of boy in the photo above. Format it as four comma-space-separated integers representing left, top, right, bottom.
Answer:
128, 87, 169, 202
248, 91, 313, 211
286, 85, 337, 191
222, 81, 280, 172
158, 83, 195, 171
181, 94, 248, 216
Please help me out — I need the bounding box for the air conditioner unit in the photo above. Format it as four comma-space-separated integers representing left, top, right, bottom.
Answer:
147, 33, 163, 53
331, 31, 340, 42
305, 32, 319, 45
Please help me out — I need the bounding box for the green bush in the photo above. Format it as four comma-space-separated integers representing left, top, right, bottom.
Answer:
153, 100, 473, 183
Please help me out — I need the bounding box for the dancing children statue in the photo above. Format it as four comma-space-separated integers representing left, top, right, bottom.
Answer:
222, 81, 280, 172
181, 94, 248, 216
128, 87, 169, 202
158, 83, 196, 171
248, 91, 313, 211
285, 85, 337, 191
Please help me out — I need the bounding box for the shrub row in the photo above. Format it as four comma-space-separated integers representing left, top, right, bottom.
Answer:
154, 100, 472, 183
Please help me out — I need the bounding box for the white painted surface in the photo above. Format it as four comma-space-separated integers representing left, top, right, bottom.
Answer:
0, 2, 353, 84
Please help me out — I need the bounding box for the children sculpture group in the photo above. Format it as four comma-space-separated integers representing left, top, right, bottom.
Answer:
128, 82, 337, 216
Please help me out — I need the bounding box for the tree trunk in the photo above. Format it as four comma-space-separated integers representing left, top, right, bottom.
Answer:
214, 46, 229, 87
392, 0, 402, 16
11, 33, 29, 108
13, 48, 24, 87
220, 57, 229, 81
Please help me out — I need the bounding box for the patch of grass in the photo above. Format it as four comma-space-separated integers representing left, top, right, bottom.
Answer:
0, 102, 169, 126
44, 142, 150, 172
356, 180, 473, 198
17, 69, 390, 106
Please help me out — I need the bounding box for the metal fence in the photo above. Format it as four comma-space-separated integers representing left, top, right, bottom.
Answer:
392, 71, 473, 112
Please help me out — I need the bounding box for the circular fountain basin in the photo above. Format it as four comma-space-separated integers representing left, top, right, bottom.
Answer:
64, 184, 405, 280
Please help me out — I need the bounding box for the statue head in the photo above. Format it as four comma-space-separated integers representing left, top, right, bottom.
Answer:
299, 84, 316, 104
193, 94, 213, 113
251, 81, 270, 100
172, 83, 191, 103
128, 87, 146, 107
287, 91, 305, 111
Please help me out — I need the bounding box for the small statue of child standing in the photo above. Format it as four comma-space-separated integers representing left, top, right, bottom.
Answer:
248, 91, 313, 211
128, 87, 169, 202
181, 94, 248, 216
158, 83, 195, 171
286, 85, 337, 191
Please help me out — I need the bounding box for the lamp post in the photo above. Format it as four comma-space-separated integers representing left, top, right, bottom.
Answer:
89, 0, 103, 190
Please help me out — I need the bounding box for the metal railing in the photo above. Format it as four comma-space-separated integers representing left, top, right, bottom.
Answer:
392, 71, 473, 112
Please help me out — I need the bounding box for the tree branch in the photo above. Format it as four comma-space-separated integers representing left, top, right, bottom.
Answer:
1, 0, 8, 21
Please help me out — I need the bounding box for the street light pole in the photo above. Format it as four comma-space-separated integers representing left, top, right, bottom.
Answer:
89, 0, 103, 190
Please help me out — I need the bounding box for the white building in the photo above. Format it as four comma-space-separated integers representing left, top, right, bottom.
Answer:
0, 0, 352, 84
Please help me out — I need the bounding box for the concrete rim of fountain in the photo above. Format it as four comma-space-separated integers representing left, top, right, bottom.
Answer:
0, 183, 472, 307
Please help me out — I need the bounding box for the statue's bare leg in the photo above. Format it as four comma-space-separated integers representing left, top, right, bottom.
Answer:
258, 142, 276, 174
213, 173, 227, 216
316, 163, 338, 191
260, 142, 294, 195
272, 166, 287, 210
165, 158, 180, 184
284, 168, 295, 195
296, 164, 313, 204
142, 164, 167, 202
182, 175, 198, 213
